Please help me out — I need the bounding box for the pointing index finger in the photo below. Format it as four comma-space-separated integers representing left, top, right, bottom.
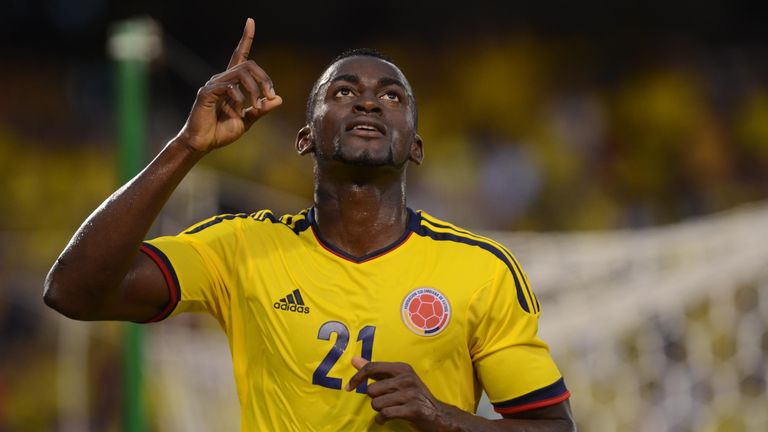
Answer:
227, 18, 255, 69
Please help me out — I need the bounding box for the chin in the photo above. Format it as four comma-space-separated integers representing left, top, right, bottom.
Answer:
333, 152, 394, 167
333, 139, 396, 167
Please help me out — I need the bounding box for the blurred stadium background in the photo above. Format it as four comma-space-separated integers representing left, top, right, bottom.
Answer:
2, 1, 768, 431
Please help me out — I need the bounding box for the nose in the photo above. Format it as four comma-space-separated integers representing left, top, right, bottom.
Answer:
353, 93, 382, 115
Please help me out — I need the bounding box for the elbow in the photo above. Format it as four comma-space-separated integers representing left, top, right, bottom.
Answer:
43, 270, 93, 320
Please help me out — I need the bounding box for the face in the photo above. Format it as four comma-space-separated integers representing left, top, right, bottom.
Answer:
298, 56, 422, 168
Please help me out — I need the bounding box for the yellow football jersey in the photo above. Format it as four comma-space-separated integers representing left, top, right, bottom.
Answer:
141, 208, 569, 431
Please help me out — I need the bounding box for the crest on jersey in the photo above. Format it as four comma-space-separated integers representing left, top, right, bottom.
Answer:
401, 287, 451, 336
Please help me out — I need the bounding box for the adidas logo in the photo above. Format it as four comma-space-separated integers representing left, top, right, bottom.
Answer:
273, 289, 310, 314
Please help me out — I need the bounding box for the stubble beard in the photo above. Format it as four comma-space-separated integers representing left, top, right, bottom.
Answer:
332, 137, 404, 168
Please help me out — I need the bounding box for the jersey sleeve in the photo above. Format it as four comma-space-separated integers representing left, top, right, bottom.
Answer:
139, 214, 246, 327
468, 258, 570, 415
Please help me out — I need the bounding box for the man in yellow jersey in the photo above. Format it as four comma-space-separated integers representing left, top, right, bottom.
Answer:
45, 18, 575, 431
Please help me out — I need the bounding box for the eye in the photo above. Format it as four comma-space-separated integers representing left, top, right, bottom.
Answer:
380, 91, 400, 102
334, 87, 353, 97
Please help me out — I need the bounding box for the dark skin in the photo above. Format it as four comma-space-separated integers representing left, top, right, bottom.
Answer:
296, 54, 423, 257
44, 19, 575, 431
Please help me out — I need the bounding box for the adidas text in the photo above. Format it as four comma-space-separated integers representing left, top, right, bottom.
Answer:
274, 302, 310, 314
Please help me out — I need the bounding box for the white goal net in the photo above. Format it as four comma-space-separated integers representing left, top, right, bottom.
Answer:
491, 201, 768, 431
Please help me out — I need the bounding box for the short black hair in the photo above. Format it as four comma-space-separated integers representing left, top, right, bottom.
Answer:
332, 47, 395, 66
305, 48, 418, 127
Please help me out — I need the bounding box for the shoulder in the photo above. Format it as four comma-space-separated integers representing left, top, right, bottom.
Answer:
182, 208, 312, 237
250, 208, 312, 234
412, 210, 516, 265
413, 210, 539, 313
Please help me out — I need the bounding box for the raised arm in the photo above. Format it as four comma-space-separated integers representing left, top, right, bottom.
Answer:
44, 18, 282, 322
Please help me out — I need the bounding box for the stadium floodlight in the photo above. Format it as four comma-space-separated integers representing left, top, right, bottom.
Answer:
108, 18, 162, 62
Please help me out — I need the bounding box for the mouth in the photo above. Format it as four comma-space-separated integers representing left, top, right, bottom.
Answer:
345, 118, 386, 137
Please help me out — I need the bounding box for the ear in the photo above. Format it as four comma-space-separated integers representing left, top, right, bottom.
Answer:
295, 126, 315, 155
409, 133, 424, 165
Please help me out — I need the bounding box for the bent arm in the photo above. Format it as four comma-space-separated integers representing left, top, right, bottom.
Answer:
44, 18, 281, 322
44, 140, 205, 321
430, 399, 575, 432
347, 358, 575, 432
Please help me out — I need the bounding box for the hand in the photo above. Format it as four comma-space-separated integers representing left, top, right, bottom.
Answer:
175, 18, 283, 153
347, 357, 449, 431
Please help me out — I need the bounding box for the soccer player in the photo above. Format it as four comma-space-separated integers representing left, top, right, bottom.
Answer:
44, 18, 575, 431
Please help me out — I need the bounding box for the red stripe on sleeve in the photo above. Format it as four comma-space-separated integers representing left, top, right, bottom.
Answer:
139, 244, 179, 323
494, 391, 571, 415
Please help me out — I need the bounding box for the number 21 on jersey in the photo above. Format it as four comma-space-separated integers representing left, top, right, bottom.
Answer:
313, 321, 375, 393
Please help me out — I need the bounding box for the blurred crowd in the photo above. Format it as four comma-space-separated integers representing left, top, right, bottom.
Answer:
2, 13, 768, 430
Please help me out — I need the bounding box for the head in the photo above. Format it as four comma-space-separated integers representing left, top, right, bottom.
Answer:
296, 49, 423, 170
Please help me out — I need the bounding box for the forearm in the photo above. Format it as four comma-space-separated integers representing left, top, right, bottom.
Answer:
349, 360, 575, 432
428, 403, 575, 432
44, 137, 205, 318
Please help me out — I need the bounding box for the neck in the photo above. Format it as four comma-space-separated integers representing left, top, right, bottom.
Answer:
313, 162, 408, 258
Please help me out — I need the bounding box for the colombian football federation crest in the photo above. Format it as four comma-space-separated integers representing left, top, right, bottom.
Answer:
401, 287, 451, 336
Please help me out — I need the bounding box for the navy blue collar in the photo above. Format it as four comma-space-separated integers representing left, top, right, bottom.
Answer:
307, 207, 420, 263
